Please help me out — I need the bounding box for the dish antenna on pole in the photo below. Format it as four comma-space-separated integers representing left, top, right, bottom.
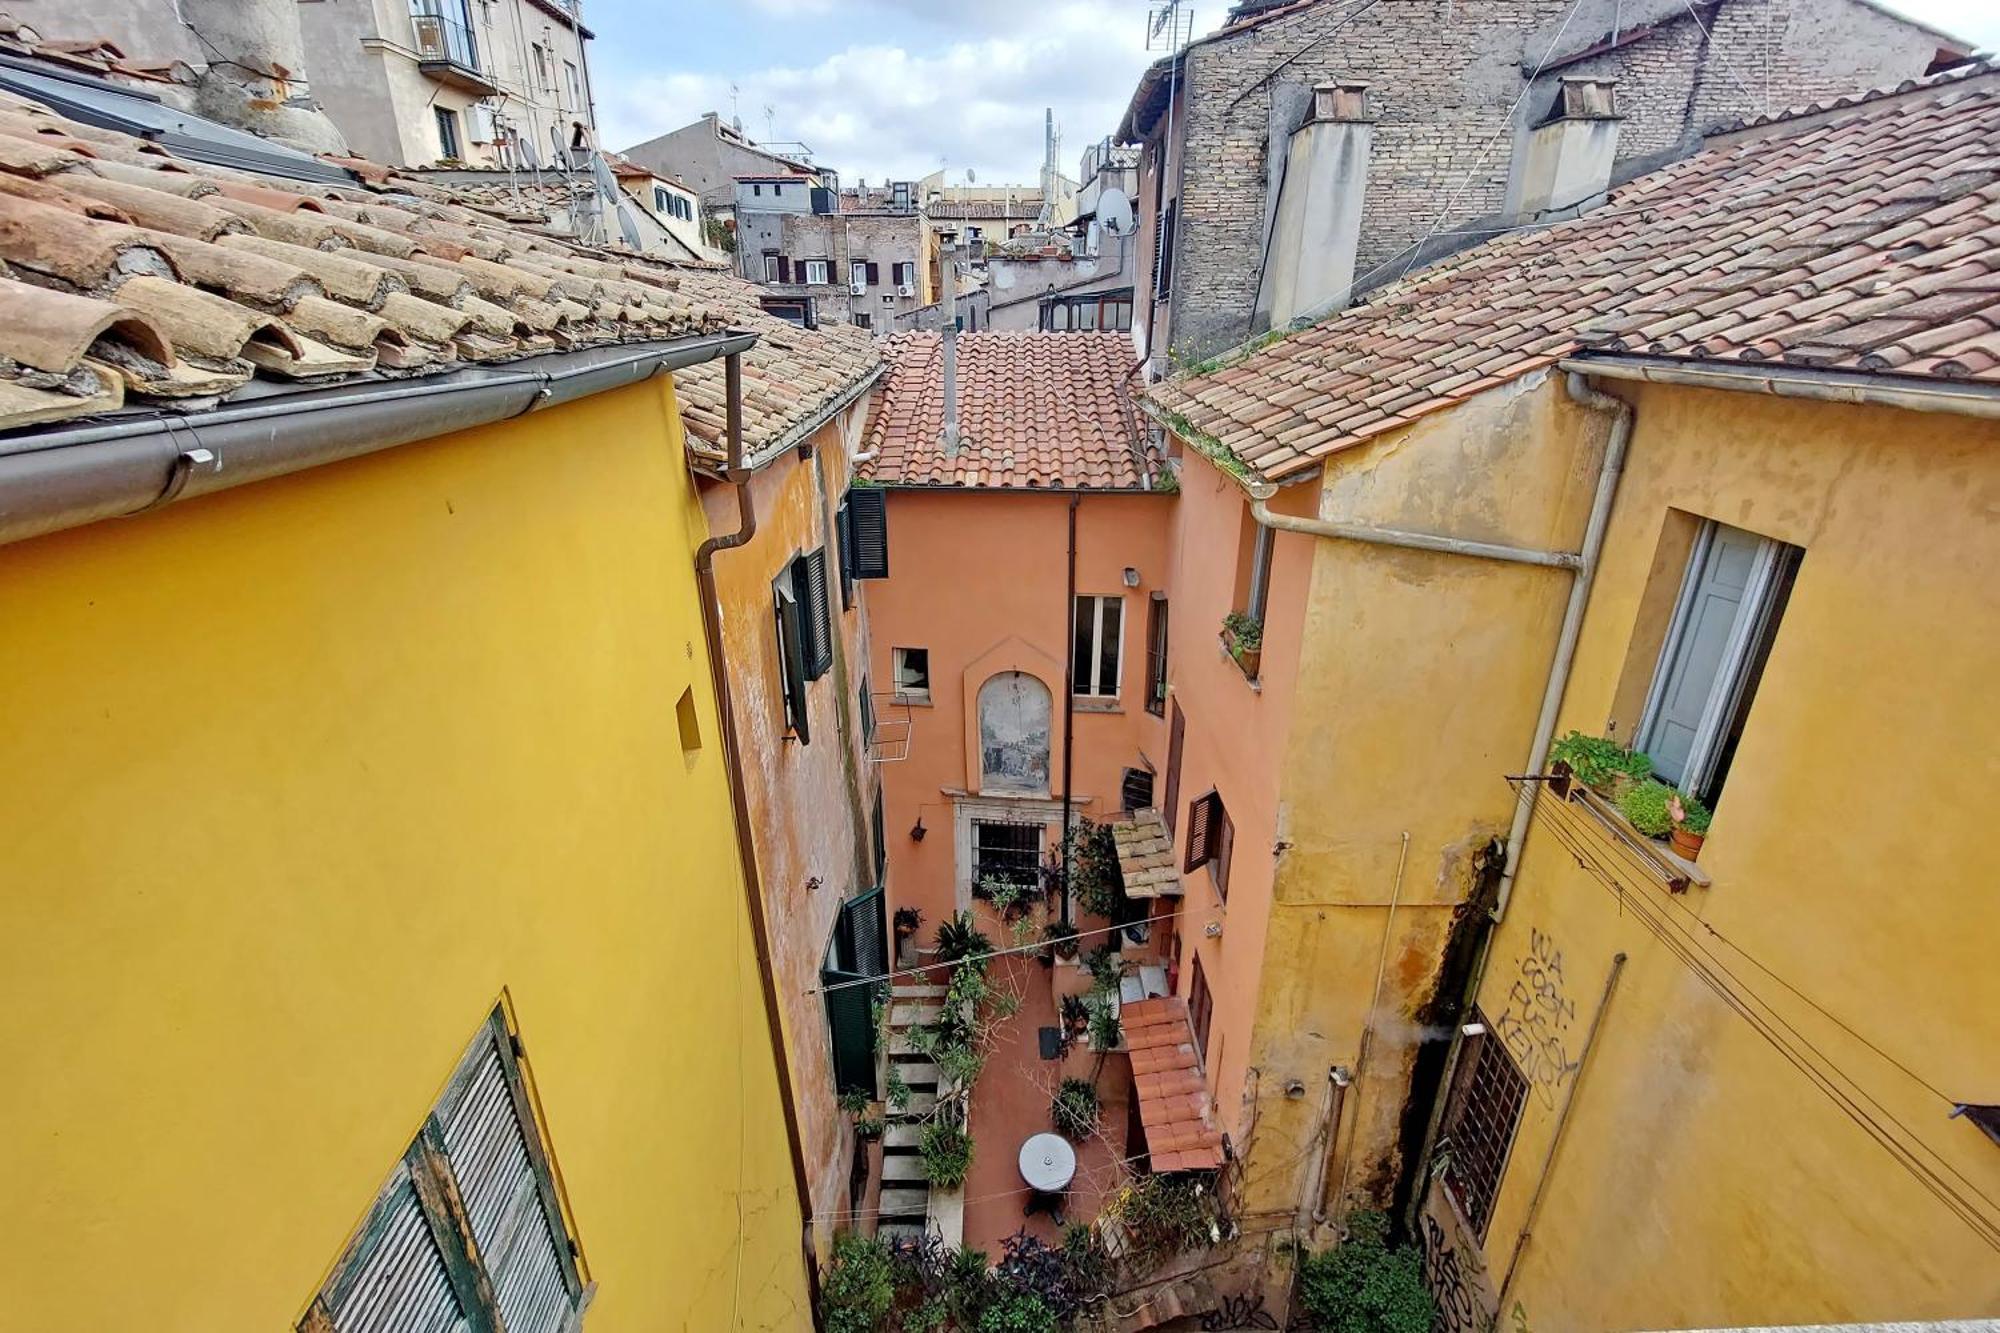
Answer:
966, 167, 977, 184
1098, 187, 1134, 237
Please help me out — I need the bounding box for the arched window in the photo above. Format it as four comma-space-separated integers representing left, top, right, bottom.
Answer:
978, 672, 1051, 793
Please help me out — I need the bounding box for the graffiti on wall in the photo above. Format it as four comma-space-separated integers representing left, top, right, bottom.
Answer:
1423, 1212, 1491, 1333
1491, 928, 1578, 1108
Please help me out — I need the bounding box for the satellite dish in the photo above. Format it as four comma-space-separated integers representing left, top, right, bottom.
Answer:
1098, 187, 1134, 236
967, 166, 977, 183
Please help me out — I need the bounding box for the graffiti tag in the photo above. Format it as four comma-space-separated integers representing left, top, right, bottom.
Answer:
1422, 1212, 1492, 1333
1491, 928, 1578, 1108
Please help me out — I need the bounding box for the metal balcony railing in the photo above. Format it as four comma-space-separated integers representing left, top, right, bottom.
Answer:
410, 0, 481, 72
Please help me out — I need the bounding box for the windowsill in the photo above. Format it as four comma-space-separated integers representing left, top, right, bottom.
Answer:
1558, 782, 1713, 892
1217, 634, 1262, 692
893, 692, 933, 708
1074, 696, 1123, 714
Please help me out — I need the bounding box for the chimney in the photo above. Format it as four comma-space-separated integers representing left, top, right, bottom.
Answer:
1252, 80, 1374, 330
178, 0, 349, 155
1515, 76, 1622, 218
939, 231, 960, 457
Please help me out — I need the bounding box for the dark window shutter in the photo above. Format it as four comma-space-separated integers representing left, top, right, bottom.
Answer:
835, 499, 855, 610
1145, 594, 1169, 717
1184, 790, 1213, 873
1164, 702, 1185, 836
1154, 200, 1176, 299
871, 787, 887, 887
794, 548, 833, 679
775, 582, 812, 744
1211, 798, 1234, 900
847, 488, 889, 579
867, 261, 880, 285
777, 256, 792, 283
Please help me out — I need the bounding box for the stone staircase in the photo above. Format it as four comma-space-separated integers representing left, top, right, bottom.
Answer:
877, 983, 945, 1242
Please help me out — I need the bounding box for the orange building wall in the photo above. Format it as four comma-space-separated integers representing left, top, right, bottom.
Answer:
864, 488, 1173, 936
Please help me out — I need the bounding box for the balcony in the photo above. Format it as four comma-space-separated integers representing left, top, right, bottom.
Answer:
410, 2, 498, 95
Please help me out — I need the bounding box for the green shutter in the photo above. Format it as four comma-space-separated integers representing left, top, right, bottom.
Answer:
846, 489, 889, 579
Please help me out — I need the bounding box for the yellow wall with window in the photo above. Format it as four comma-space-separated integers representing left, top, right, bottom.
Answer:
0, 376, 813, 1330
1429, 386, 2000, 1328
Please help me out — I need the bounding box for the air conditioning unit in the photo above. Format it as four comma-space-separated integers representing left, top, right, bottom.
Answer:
897, 282, 915, 297
850, 280, 867, 296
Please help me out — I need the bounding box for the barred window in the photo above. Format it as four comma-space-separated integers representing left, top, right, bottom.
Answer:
1439, 1010, 1529, 1239
972, 820, 1043, 893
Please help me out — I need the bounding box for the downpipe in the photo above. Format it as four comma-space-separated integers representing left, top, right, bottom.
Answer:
690, 353, 826, 1329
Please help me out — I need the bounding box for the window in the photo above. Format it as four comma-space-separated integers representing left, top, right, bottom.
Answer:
1633, 519, 1801, 802
1072, 594, 1124, 698
763, 252, 783, 282
822, 889, 887, 1095
655, 185, 671, 214
893, 647, 930, 702
1163, 701, 1185, 836
1438, 1011, 1529, 1239
973, 819, 1043, 890
793, 548, 833, 679
1121, 766, 1155, 814
803, 258, 830, 286
893, 261, 915, 287
1154, 198, 1178, 299
1183, 789, 1233, 900
773, 578, 811, 745
433, 106, 461, 160
1144, 593, 1169, 716
853, 312, 871, 330
1239, 517, 1274, 626
531, 42, 550, 91
1188, 954, 1214, 1063
851, 259, 870, 289
753, 182, 763, 197
563, 58, 582, 110
978, 671, 1052, 793
297, 1009, 585, 1333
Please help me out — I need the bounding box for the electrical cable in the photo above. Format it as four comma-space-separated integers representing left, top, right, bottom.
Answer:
807, 915, 1154, 997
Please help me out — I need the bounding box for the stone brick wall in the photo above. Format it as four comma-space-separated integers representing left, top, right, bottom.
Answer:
734, 210, 927, 326
1157, 0, 1954, 363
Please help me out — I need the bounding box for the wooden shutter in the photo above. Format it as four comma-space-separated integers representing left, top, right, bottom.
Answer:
794, 549, 833, 679
835, 499, 855, 610
777, 256, 792, 283
866, 261, 880, 285
304, 1160, 475, 1333
1154, 199, 1176, 299
1145, 594, 1169, 717
1164, 702, 1185, 835
1183, 790, 1213, 873
1188, 955, 1214, 1064
774, 580, 812, 745
1210, 797, 1234, 900
846, 488, 889, 579
437, 1019, 581, 1333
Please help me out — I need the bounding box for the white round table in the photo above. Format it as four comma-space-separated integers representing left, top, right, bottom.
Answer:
1018, 1132, 1078, 1192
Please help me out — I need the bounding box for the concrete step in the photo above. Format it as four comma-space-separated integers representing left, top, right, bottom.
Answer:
878, 1222, 928, 1243
889, 1031, 926, 1056
891, 985, 946, 1000
890, 1003, 941, 1027
898, 1092, 937, 1118
878, 1187, 931, 1216
882, 1154, 929, 1182
895, 1061, 940, 1088
882, 1124, 923, 1149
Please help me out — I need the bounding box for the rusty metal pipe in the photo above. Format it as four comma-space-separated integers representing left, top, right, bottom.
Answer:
690, 352, 824, 1328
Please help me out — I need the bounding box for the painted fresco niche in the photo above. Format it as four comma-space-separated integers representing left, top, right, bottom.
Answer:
978, 671, 1051, 794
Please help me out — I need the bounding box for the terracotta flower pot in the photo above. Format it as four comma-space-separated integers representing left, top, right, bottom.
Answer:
1669, 826, 1705, 860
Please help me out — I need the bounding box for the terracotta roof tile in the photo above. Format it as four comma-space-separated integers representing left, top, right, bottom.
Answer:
0, 91, 877, 445
1149, 72, 2000, 482
861, 331, 1153, 489
1127, 996, 1224, 1172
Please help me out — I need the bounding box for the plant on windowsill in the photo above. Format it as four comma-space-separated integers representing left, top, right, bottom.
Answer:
1051, 1077, 1101, 1140
1548, 730, 1652, 800
1221, 611, 1263, 679
1668, 790, 1712, 861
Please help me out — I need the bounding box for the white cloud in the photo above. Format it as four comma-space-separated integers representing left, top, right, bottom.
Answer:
600, 8, 1160, 185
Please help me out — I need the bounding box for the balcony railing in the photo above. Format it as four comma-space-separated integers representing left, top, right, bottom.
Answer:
410, 1, 493, 91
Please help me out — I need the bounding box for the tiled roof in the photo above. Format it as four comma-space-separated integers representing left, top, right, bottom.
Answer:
1112, 810, 1182, 899
924, 199, 1043, 221
861, 331, 1151, 489
1147, 73, 2000, 483
0, 87, 878, 454
1125, 997, 1224, 1173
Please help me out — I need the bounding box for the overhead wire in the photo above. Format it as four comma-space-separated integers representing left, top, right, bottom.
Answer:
1524, 794, 2000, 1250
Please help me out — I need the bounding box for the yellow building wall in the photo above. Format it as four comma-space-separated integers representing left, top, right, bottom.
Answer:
1236, 374, 1614, 1226
1451, 386, 2000, 1328
0, 377, 813, 1331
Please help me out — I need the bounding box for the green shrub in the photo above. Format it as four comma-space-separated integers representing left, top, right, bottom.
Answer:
934, 911, 993, 966
1067, 820, 1123, 919
921, 1118, 975, 1190
1223, 610, 1264, 651
1619, 780, 1679, 837
1550, 730, 1652, 789
1670, 788, 1712, 835
838, 1088, 870, 1118
1108, 1173, 1215, 1271
976, 1290, 1058, 1333
1297, 1212, 1436, 1333
1051, 1077, 1100, 1139
821, 1233, 895, 1333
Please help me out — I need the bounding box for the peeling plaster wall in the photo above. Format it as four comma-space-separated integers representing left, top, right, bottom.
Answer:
0, 377, 810, 1331
1461, 388, 2000, 1330
699, 408, 876, 1259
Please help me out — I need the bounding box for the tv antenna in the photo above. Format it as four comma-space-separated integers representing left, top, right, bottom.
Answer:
1145, 0, 1194, 51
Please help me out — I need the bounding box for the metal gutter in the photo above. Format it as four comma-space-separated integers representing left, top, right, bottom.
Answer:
1247, 494, 1582, 569
0, 332, 757, 549
693, 363, 887, 480
1558, 354, 2000, 419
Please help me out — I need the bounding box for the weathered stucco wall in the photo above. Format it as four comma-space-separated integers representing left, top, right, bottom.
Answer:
698, 405, 876, 1259
0, 377, 810, 1330
1448, 387, 2000, 1330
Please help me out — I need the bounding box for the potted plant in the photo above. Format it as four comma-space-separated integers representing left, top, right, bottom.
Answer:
1550, 730, 1653, 800
1221, 611, 1263, 678
893, 906, 923, 942
1060, 993, 1091, 1041
919, 1116, 974, 1191
1668, 791, 1712, 860
1051, 1077, 1101, 1140
1618, 780, 1678, 840
1040, 918, 1080, 967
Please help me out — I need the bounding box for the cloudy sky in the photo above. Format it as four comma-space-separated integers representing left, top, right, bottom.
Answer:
591, 0, 1999, 186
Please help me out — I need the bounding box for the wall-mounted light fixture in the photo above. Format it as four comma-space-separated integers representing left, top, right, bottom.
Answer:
1123, 566, 1141, 588
1203, 920, 1223, 939
911, 816, 927, 842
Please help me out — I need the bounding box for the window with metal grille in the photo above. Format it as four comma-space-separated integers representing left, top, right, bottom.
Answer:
1183, 789, 1233, 900
1144, 593, 1169, 717
1439, 1012, 1530, 1240
972, 820, 1043, 893
297, 1009, 584, 1333
1121, 766, 1154, 814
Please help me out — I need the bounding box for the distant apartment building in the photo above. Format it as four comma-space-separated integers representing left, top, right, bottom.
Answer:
985, 137, 1141, 333
622, 111, 819, 211
1119, 0, 1973, 367
737, 178, 936, 332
